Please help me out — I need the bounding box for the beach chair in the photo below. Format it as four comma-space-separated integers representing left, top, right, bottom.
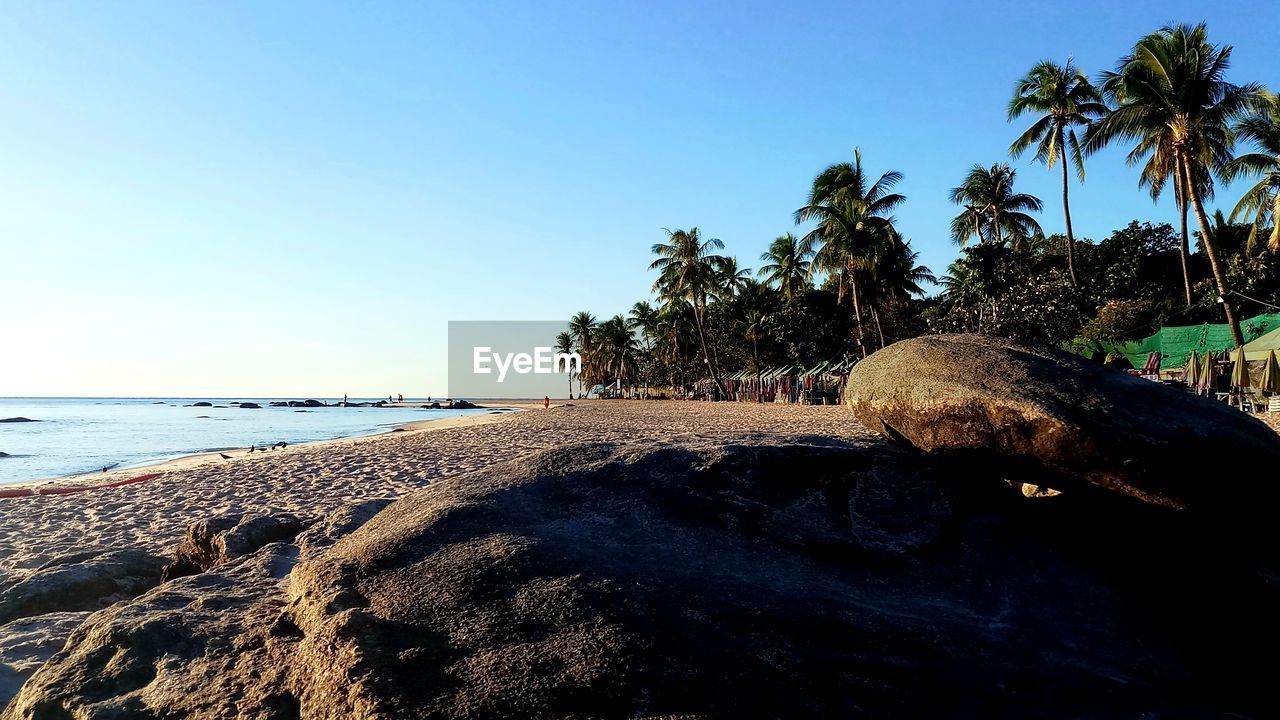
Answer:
1136, 352, 1162, 381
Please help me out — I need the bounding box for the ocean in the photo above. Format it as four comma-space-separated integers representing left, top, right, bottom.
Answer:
0, 397, 492, 484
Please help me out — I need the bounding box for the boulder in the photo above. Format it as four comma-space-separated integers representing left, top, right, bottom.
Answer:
4, 504, 390, 719
0, 550, 167, 624
163, 513, 312, 581
447, 399, 477, 409
0, 452, 8, 458
845, 333, 1280, 513
192, 402, 213, 407
239, 402, 262, 409
270, 402, 290, 407
8, 440, 1279, 718
0, 418, 37, 424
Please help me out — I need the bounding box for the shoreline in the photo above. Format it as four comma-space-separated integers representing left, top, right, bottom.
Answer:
5, 404, 528, 491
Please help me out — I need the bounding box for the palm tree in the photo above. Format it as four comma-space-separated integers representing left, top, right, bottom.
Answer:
594, 315, 640, 396
949, 163, 1044, 251
568, 312, 597, 395
627, 301, 660, 353
1088, 24, 1260, 345
650, 227, 728, 393
1224, 90, 1280, 253
554, 331, 574, 398
796, 149, 905, 357
757, 233, 814, 299
713, 256, 752, 300
743, 308, 766, 401
1009, 59, 1107, 286
863, 233, 936, 348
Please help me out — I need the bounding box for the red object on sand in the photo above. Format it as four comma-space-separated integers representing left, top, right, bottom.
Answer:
0, 472, 163, 499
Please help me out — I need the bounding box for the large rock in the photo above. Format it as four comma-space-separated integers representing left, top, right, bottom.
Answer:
846, 333, 1280, 513
0, 612, 89, 706
3, 503, 388, 719
8, 440, 1279, 718
162, 513, 311, 581
0, 550, 167, 625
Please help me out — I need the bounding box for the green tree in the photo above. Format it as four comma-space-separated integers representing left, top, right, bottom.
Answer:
949, 163, 1043, 251
554, 331, 575, 398
568, 311, 597, 395
796, 149, 905, 357
1088, 23, 1261, 346
1224, 90, 1280, 253
757, 233, 814, 299
650, 227, 728, 392
1008, 59, 1107, 286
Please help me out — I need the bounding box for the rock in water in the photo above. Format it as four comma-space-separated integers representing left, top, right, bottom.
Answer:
845, 333, 1280, 513
8, 441, 1280, 718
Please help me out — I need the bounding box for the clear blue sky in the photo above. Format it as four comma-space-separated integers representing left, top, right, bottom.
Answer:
3, 1, 1276, 396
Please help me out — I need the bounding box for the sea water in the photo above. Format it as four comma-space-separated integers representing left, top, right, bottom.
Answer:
0, 398, 493, 484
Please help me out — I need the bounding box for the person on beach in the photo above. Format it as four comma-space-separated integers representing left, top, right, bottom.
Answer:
544, 396, 550, 409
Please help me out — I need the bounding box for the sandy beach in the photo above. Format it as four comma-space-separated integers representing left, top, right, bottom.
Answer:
0, 401, 871, 579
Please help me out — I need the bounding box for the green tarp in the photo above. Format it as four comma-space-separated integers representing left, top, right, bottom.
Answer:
1068, 313, 1280, 371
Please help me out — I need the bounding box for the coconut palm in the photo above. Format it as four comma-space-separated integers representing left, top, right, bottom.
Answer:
757, 233, 814, 299
713, 256, 752, 300
795, 149, 905, 357
594, 315, 640, 395
1224, 90, 1280, 253
567, 312, 597, 394
554, 331, 574, 398
1087, 23, 1261, 345
650, 227, 728, 392
1009, 59, 1107, 286
627, 301, 660, 353
949, 163, 1044, 251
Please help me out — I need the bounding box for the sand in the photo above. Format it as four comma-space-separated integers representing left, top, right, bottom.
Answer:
0, 401, 872, 578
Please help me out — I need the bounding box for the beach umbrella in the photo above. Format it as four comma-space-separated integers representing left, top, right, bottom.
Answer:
1231, 346, 1251, 390
1196, 351, 1216, 393
1260, 350, 1280, 394
1182, 350, 1200, 387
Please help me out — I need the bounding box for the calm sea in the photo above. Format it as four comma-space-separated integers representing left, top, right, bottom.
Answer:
0, 397, 494, 484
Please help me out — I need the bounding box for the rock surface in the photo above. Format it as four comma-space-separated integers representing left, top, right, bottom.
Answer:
0, 419, 37, 424
239, 402, 263, 409
8, 440, 1277, 718
845, 333, 1280, 512
163, 513, 311, 581
0, 612, 89, 704
0, 550, 166, 625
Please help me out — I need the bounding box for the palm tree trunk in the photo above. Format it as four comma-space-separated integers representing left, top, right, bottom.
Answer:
850, 273, 867, 359
872, 306, 886, 349
1184, 153, 1244, 347
1059, 146, 1078, 287
1176, 158, 1194, 308
753, 337, 761, 403
691, 301, 725, 397
991, 207, 1003, 246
